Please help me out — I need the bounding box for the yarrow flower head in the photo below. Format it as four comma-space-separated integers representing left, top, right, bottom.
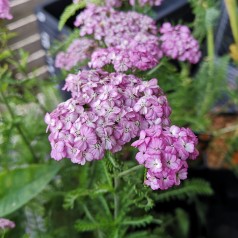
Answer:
74, 5, 157, 47
129, 0, 163, 6
89, 34, 163, 72
159, 22, 201, 64
45, 69, 171, 164
0, 218, 15, 230
73, 5, 164, 72
0, 0, 12, 19
131, 125, 199, 190
55, 38, 97, 70
73, 0, 163, 7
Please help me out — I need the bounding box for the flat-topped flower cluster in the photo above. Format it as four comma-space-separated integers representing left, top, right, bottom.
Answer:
45, 70, 171, 165
160, 23, 201, 64
55, 38, 97, 70
132, 125, 198, 190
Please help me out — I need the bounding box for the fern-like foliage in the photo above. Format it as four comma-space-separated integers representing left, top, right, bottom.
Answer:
63, 184, 113, 210
154, 179, 213, 202
188, 0, 220, 42
75, 218, 114, 232
122, 215, 154, 227
58, 2, 86, 31
58, 0, 103, 31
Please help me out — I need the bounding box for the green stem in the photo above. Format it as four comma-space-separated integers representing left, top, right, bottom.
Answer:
147, 63, 162, 76
108, 153, 120, 236
117, 165, 143, 178
1, 229, 6, 238
99, 195, 112, 217
102, 160, 113, 187
207, 26, 215, 73
83, 205, 104, 238
0, 91, 38, 161
83, 205, 96, 223
114, 175, 119, 220
108, 151, 119, 168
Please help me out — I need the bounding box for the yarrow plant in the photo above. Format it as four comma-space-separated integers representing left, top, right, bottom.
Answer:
47, 2, 202, 192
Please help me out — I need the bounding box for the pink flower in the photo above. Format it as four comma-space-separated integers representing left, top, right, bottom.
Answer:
147, 138, 165, 155
164, 153, 179, 170
74, 125, 97, 150
144, 171, 160, 190
158, 170, 175, 190
145, 156, 163, 173
0, 0, 12, 20
0, 218, 15, 229
51, 141, 66, 161
89, 142, 105, 160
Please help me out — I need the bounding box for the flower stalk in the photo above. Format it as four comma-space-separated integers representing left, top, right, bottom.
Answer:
118, 165, 143, 178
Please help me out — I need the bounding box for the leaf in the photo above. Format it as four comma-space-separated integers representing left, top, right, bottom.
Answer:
175, 208, 190, 238
58, 2, 86, 31
75, 220, 101, 232
63, 184, 112, 209
75, 218, 114, 232
155, 179, 213, 202
0, 163, 61, 216
0, 49, 12, 61
122, 215, 154, 227
126, 231, 158, 238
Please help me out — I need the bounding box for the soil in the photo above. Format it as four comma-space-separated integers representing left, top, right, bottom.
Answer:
198, 113, 238, 169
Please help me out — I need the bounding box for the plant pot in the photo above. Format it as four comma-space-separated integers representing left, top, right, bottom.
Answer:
35, 0, 73, 76
189, 167, 238, 238
153, 0, 193, 23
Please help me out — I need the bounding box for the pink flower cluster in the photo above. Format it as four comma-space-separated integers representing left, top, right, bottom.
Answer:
105, 0, 122, 7
73, 0, 164, 7
89, 34, 163, 72
45, 70, 171, 165
160, 23, 201, 64
132, 125, 198, 190
0, 0, 12, 20
55, 38, 96, 70
129, 0, 163, 6
0, 218, 15, 229
74, 5, 162, 72
74, 5, 157, 47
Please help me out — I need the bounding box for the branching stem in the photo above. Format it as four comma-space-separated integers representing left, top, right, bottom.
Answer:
118, 165, 143, 178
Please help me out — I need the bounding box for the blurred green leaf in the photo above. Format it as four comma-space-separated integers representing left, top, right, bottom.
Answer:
0, 163, 61, 216
0, 49, 12, 61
